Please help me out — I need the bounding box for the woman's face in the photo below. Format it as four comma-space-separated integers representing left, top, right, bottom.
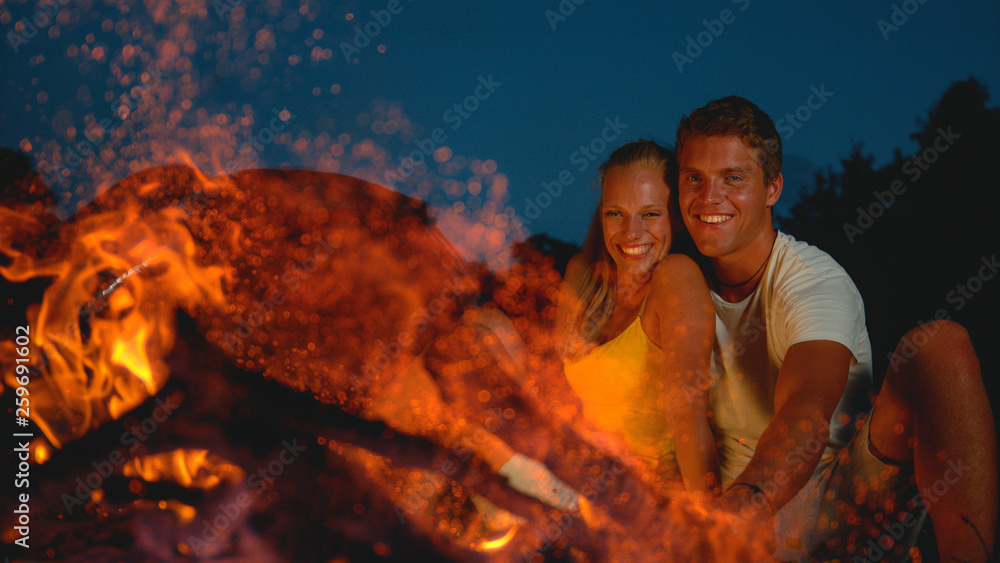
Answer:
600, 166, 673, 281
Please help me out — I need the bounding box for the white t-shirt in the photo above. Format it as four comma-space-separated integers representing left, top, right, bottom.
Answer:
708, 231, 873, 483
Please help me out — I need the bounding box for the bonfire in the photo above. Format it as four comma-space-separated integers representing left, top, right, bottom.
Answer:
1, 164, 772, 561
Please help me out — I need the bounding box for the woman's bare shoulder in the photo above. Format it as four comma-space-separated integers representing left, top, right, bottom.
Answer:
651, 253, 709, 291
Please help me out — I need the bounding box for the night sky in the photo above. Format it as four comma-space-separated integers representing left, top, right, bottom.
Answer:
2, 0, 999, 246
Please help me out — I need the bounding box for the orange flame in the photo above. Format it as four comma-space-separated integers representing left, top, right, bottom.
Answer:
122, 449, 245, 490
0, 167, 229, 448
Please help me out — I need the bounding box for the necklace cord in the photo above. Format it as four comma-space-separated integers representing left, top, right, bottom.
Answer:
714, 230, 777, 288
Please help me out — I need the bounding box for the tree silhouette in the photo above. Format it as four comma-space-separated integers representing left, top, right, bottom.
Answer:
778, 77, 1000, 398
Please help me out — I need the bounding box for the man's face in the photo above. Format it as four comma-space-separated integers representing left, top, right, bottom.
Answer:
678, 135, 782, 260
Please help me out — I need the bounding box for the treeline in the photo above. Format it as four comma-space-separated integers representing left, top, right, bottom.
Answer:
778, 77, 999, 388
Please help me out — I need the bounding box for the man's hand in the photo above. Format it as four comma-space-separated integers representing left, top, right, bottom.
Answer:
716, 482, 778, 555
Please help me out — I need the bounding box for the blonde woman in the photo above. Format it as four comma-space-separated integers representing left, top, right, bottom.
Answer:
559, 140, 720, 494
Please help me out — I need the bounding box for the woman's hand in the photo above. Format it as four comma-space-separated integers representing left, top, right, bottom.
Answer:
497, 452, 581, 512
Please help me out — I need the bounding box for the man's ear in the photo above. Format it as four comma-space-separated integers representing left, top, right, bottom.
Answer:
766, 172, 783, 208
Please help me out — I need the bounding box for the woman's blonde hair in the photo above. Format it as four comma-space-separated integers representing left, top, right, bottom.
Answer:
564, 140, 678, 351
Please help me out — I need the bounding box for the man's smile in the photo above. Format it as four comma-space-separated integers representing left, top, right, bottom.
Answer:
696, 214, 733, 224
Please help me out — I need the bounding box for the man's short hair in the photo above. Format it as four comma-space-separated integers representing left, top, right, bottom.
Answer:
676, 95, 782, 186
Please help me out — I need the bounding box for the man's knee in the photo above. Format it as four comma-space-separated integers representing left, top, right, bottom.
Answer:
895, 320, 970, 361
914, 320, 970, 344
889, 320, 979, 391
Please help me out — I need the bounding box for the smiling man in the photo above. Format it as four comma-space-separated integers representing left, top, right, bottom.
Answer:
675, 96, 996, 561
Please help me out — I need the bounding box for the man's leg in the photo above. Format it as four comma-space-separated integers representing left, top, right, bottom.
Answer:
870, 320, 997, 560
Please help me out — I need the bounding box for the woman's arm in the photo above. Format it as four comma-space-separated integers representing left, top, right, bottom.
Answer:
368, 351, 581, 511
646, 254, 720, 495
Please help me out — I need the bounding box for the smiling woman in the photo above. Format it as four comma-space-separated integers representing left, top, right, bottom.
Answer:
601, 166, 673, 281
557, 139, 720, 495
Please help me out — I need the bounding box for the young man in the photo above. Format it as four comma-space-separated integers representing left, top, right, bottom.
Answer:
675, 96, 996, 561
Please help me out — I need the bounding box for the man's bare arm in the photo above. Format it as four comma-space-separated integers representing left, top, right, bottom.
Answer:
722, 340, 853, 517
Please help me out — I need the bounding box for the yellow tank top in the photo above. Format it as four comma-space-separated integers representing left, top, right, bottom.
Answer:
563, 296, 679, 482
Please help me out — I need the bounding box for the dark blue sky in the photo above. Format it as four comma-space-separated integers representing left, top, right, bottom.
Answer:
3, 0, 999, 247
